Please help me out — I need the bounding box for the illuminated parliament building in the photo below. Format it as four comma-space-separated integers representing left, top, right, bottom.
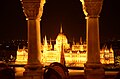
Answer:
15, 26, 114, 67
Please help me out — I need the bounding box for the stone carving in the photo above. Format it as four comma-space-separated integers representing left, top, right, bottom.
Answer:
22, 2, 40, 19
21, 0, 45, 20
80, 0, 103, 17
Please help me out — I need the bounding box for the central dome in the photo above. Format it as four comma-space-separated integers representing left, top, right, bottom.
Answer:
56, 33, 68, 45
56, 25, 68, 45
56, 33, 67, 41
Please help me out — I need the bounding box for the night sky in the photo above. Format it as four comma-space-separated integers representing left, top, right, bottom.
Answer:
0, 0, 120, 43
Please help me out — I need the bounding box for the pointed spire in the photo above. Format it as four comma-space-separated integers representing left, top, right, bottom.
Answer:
17, 45, 19, 50
105, 45, 107, 50
44, 35, 47, 45
10, 55, 14, 60
60, 44, 66, 66
80, 37, 83, 45
23, 46, 26, 50
60, 24, 63, 33
110, 44, 113, 52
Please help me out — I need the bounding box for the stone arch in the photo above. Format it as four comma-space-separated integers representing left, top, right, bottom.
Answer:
21, 0, 105, 79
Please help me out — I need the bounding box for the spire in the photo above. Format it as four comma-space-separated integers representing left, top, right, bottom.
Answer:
80, 37, 83, 45
17, 45, 19, 50
105, 45, 107, 50
110, 44, 113, 52
60, 44, 66, 66
44, 35, 47, 45
60, 24, 63, 33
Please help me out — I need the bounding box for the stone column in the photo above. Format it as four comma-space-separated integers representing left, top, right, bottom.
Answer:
80, 0, 105, 79
20, 0, 45, 79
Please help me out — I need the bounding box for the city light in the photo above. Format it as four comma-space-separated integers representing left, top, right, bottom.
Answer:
16, 26, 114, 67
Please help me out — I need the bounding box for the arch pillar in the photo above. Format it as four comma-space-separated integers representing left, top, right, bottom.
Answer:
80, 0, 105, 79
20, 0, 45, 79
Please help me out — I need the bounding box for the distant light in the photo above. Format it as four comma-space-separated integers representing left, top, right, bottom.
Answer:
26, 18, 28, 20
117, 40, 120, 41
6, 46, 9, 48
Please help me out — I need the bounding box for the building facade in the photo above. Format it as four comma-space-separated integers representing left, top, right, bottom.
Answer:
15, 26, 114, 67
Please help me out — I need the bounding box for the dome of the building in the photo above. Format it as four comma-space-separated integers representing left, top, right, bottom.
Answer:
56, 33, 68, 45
56, 33, 67, 41
55, 24, 68, 45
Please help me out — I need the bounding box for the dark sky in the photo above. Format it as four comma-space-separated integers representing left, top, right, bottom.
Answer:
0, 0, 120, 43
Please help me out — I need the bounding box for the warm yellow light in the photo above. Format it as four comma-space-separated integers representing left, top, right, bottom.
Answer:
15, 27, 114, 66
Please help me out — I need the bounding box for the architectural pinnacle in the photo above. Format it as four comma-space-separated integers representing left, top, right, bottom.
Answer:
60, 44, 66, 66
60, 24, 63, 33
44, 35, 47, 45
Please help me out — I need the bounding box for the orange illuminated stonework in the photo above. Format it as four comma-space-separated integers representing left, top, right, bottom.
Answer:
15, 46, 28, 64
100, 45, 114, 64
15, 26, 114, 67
